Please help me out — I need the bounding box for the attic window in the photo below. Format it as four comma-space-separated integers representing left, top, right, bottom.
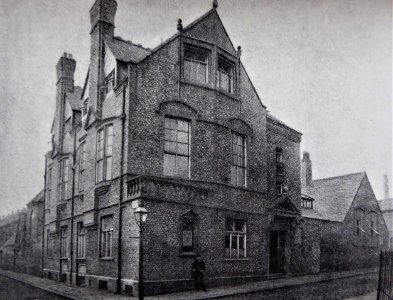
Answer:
301, 198, 313, 209
217, 55, 235, 93
184, 45, 209, 84
104, 70, 115, 93
82, 100, 88, 116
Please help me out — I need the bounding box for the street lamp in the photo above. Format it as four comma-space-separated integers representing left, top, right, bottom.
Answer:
134, 206, 148, 300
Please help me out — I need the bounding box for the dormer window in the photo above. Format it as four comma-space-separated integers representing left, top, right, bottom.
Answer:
218, 56, 234, 93
104, 70, 115, 93
184, 45, 209, 84
301, 198, 313, 209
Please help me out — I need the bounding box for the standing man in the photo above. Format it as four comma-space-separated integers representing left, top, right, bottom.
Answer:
192, 254, 207, 291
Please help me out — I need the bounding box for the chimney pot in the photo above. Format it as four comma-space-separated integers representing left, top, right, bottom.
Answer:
177, 19, 183, 32
237, 45, 242, 57
213, 0, 218, 9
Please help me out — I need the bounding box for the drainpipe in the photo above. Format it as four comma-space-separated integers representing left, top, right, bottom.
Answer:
69, 118, 78, 284
41, 156, 47, 278
117, 80, 127, 294
177, 19, 183, 103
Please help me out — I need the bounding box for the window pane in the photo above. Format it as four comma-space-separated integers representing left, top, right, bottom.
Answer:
97, 160, 103, 182
197, 63, 207, 82
220, 71, 229, 92
177, 143, 189, 156
237, 167, 244, 186
105, 156, 112, 180
165, 129, 176, 141
164, 141, 177, 153
177, 155, 189, 178
184, 60, 192, 81
165, 118, 177, 130
106, 125, 113, 136
163, 154, 176, 176
231, 166, 237, 186
231, 234, 237, 250
177, 131, 189, 144
177, 120, 189, 132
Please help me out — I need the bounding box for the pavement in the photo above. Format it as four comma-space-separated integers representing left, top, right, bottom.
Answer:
0, 268, 378, 300
344, 291, 377, 300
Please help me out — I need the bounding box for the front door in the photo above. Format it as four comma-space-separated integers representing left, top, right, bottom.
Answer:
269, 230, 286, 274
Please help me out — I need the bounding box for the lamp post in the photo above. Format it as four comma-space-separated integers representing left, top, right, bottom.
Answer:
134, 206, 148, 300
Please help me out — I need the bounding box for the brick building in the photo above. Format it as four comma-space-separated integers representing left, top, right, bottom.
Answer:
0, 190, 44, 276
41, 0, 315, 296
300, 152, 389, 272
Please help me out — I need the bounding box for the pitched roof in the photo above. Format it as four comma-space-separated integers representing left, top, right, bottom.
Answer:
27, 189, 44, 206
66, 86, 83, 110
105, 37, 151, 63
267, 114, 302, 136
378, 198, 393, 212
302, 172, 365, 222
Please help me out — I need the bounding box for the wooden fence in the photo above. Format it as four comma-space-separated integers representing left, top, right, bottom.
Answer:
378, 251, 393, 300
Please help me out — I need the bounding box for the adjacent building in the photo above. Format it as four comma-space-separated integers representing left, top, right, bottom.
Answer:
0, 190, 44, 276
301, 152, 389, 272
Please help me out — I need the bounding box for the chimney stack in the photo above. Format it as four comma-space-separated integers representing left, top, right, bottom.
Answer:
301, 151, 312, 187
56, 52, 76, 91
89, 0, 117, 116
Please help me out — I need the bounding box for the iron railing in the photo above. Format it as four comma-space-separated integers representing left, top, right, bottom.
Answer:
377, 251, 393, 300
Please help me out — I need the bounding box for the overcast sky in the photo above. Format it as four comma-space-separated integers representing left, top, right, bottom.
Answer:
0, 0, 391, 218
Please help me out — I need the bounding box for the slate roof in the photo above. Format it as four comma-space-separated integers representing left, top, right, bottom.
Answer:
66, 86, 83, 110
302, 172, 365, 222
105, 37, 151, 63
378, 198, 393, 212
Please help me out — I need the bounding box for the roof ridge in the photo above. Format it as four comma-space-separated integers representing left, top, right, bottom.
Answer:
148, 8, 216, 56
113, 36, 151, 51
312, 172, 365, 182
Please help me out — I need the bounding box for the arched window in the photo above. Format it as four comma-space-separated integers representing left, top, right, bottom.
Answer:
355, 209, 365, 236
370, 212, 378, 237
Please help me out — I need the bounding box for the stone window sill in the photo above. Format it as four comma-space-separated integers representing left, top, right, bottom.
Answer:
99, 257, 114, 261
223, 258, 249, 261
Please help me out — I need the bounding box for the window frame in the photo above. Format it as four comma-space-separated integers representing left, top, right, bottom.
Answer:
301, 198, 313, 209
163, 116, 191, 179
96, 124, 114, 183
217, 55, 235, 94
183, 44, 209, 85
100, 215, 114, 259
76, 222, 86, 258
224, 218, 247, 259
78, 142, 86, 192
104, 69, 116, 94
230, 132, 247, 187
58, 158, 69, 200
46, 167, 52, 207
60, 225, 68, 258
46, 229, 53, 258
